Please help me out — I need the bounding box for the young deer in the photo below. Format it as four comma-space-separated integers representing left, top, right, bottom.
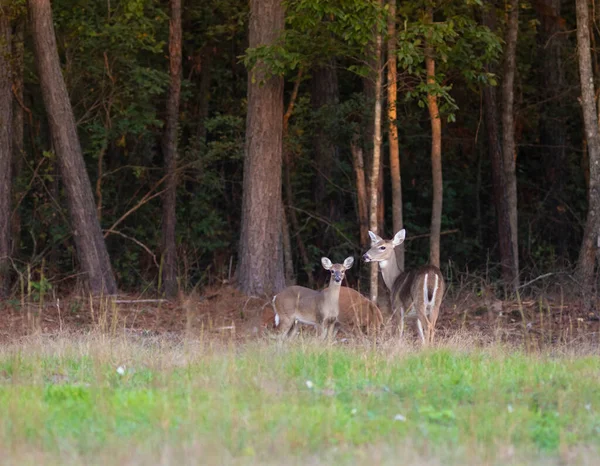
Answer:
273, 256, 354, 340
362, 229, 445, 344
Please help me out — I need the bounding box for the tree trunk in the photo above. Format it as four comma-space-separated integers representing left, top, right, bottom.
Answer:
482, 3, 518, 290
12, 19, 25, 260
501, 0, 519, 286
161, 0, 183, 299
29, 0, 117, 295
351, 134, 369, 248
311, 60, 339, 219
387, 0, 404, 271
196, 46, 212, 143
237, 0, 285, 296
0, 3, 13, 298
369, 7, 383, 302
425, 9, 443, 268
575, 0, 600, 291
281, 209, 295, 285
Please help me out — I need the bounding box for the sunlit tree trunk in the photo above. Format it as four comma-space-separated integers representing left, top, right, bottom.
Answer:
238, 0, 285, 296
425, 8, 442, 268
0, 2, 13, 298
575, 0, 600, 291
161, 0, 183, 299
30, 0, 117, 295
387, 0, 404, 271
369, 2, 383, 302
501, 0, 519, 288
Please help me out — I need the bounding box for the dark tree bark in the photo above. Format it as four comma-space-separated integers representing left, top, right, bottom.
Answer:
387, 0, 404, 271
12, 19, 25, 259
311, 59, 339, 219
501, 0, 520, 286
29, 0, 117, 295
537, 0, 566, 187
425, 8, 442, 268
237, 0, 285, 296
482, 3, 518, 290
161, 0, 183, 299
196, 46, 212, 144
575, 0, 600, 291
0, 3, 13, 298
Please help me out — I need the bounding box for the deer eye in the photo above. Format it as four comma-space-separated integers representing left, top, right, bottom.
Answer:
379, 246, 386, 251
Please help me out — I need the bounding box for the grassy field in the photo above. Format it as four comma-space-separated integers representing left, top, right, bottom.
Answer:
0, 332, 598, 465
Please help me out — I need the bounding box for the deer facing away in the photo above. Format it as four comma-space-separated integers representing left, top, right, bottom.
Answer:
362, 229, 445, 344
273, 256, 354, 340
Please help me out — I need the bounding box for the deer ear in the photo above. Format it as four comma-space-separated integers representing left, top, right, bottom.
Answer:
343, 256, 354, 269
368, 230, 382, 245
321, 257, 333, 270
392, 229, 406, 246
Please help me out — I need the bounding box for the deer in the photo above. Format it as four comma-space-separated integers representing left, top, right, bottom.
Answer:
272, 256, 354, 340
337, 287, 383, 336
362, 229, 445, 344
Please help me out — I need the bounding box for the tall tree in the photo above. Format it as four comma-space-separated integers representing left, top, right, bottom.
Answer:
11, 17, 25, 258
0, 1, 13, 298
387, 0, 404, 271
482, 2, 518, 290
425, 7, 442, 268
29, 0, 117, 295
311, 60, 339, 220
501, 0, 519, 287
161, 0, 183, 299
238, 0, 285, 296
368, 0, 384, 302
575, 0, 600, 291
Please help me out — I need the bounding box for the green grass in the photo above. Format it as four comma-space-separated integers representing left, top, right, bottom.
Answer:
0, 333, 598, 465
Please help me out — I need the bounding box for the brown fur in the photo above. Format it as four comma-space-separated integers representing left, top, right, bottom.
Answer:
363, 229, 446, 344
337, 287, 383, 336
391, 265, 445, 343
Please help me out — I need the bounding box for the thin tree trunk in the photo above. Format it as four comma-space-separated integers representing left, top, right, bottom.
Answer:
11, 18, 25, 260
0, 3, 13, 298
575, 0, 600, 290
281, 210, 295, 285
369, 6, 383, 302
501, 0, 519, 287
196, 46, 212, 144
425, 8, 442, 268
29, 0, 117, 295
281, 69, 307, 286
387, 0, 404, 271
238, 0, 285, 296
482, 3, 518, 290
351, 134, 369, 248
161, 0, 183, 299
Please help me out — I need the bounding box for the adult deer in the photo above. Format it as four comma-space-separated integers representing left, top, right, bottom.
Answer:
362, 229, 445, 344
273, 256, 354, 340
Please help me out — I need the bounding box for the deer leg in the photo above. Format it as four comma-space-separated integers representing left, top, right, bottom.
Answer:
280, 317, 299, 340
399, 306, 405, 340
416, 318, 426, 345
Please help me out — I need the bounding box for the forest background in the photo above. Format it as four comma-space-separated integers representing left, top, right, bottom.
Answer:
1, 0, 598, 308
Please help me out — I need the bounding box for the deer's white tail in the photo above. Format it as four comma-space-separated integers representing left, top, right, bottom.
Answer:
272, 295, 280, 327
422, 273, 439, 318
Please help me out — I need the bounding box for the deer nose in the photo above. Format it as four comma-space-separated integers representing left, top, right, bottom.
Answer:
362, 253, 371, 262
